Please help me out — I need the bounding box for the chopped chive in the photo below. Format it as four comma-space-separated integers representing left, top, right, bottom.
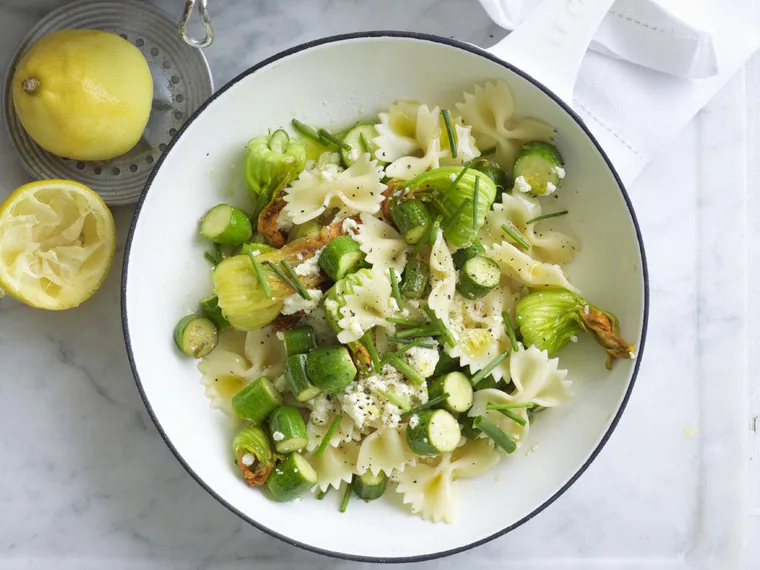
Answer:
486, 402, 536, 410
441, 163, 471, 202
526, 210, 569, 225
315, 414, 342, 458
387, 336, 437, 348
292, 119, 327, 145
473, 176, 480, 230
248, 251, 273, 299
442, 198, 471, 233
441, 109, 457, 159
362, 331, 381, 373
470, 351, 510, 386
318, 128, 351, 151
281, 260, 311, 300
360, 132, 371, 154
400, 392, 451, 420
486, 403, 527, 426
501, 312, 519, 352
316, 488, 329, 500
411, 214, 443, 256
380, 337, 434, 366
388, 356, 425, 386
339, 481, 353, 513
393, 325, 441, 339
389, 267, 404, 310
375, 388, 412, 412
386, 316, 424, 326
473, 416, 517, 453
263, 261, 300, 294
423, 306, 456, 347
481, 146, 497, 156
204, 251, 217, 265
431, 196, 452, 218
501, 223, 530, 250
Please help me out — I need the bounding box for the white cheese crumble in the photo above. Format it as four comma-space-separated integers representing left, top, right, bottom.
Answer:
294, 247, 324, 277
449, 173, 457, 181
514, 175, 532, 194
545, 181, 557, 194
272, 431, 285, 442
339, 364, 428, 430
409, 415, 420, 429
281, 289, 323, 315
310, 393, 339, 425
276, 331, 285, 341
402, 337, 440, 379
341, 217, 360, 234
241, 453, 255, 466
348, 149, 360, 163
552, 165, 566, 179
570, 335, 578, 343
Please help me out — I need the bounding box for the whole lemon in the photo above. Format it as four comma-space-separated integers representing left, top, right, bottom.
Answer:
12, 29, 153, 161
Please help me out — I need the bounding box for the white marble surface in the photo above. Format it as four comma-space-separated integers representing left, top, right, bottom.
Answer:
0, 0, 756, 568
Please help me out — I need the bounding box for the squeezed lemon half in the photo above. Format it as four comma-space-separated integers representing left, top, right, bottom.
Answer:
0, 180, 116, 310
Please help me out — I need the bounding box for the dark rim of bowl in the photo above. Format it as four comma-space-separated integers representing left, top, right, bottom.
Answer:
121, 30, 650, 564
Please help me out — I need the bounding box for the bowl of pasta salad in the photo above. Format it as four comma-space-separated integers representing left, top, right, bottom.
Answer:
122, 26, 647, 561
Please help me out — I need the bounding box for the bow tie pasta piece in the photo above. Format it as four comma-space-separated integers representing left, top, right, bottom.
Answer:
353, 213, 409, 275
243, 327, 286, 379
357, 426, 417, 476
282, 154, 385, 224
306, 440, 360, 493
468, 388, 531, 451
440, 121, 481, 166
391, 438, 500, 523
427, 227, 457, 333
509, 344, 574, 407
374, 99, 423, 163
487, 240, 580, 293
481, 192, 579, 265
384, 104, 446, 180
455, 81, 555, 171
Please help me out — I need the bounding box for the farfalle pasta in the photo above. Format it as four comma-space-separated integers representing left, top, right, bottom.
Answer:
176, 78, 636, 521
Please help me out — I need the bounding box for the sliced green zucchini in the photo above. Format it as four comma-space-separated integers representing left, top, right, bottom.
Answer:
452, 240, 486, 270
231, 376, 282, 424
284, 353, 321, 402
200, 204, 253, 245
268, 405, 308, 453
428, 371, 473, 414
267, 453, 318, 501
341, 124, 382, 166
457, 255, 500, 300
472, 157, 512, 190
240, 242, 276, 257
306, 346, 357, 394
289, 220, 321, 242
174, 314, 218, 358
199, 296, 230, 330
392, 199, 433, 245
405, 409, 461, 456
512, 141, 564, 196
399, 258, 429, 299
353, 471, 386, 501
318, 236, 365, 281
283, 327, 317, 357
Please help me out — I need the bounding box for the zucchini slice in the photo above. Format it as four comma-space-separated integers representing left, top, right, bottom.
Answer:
428, 371, 473, 414
512, 141, 564, 197
267, 453, 318, 501
457, 255, 500, 300
353, 471, 387, 501
200, 204, 253, 245
318, 236, 365, 281
174, 314, 218, 358
268, 406, 308, 453
405, 409, 461, 456
284, 353, 321, 402
451, 240, 485, 270
306, 346, 357, 394
341, 124, 383, 166
399, 258, 429, 299
392, 199, 433, 245
231, 376, 282, 424
283, 327, 317, 357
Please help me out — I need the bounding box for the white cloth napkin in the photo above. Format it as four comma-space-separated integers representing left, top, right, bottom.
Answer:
479, 0, 760, 183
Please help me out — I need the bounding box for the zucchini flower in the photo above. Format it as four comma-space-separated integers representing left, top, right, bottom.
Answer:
515, 288, 636, 369
403, 165, 497, 248
244, 129, 307, 220
232, 424, 276, 486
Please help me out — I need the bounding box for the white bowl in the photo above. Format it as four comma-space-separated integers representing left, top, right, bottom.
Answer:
122, 32, 649, 562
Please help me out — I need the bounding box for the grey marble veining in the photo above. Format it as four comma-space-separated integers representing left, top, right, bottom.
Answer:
0, 1, 754, 568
